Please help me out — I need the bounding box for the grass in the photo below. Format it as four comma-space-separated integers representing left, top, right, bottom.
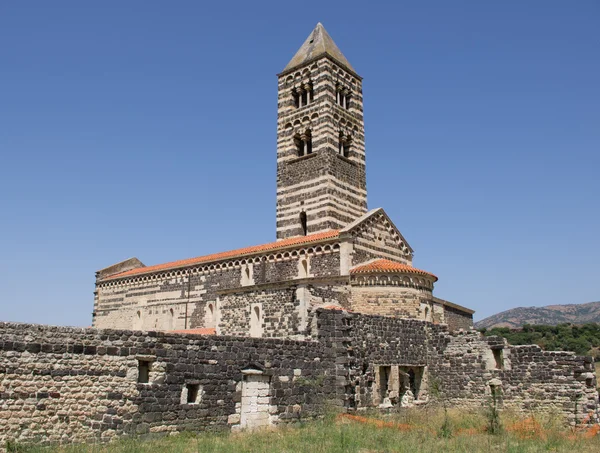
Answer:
12, 408, 600, 453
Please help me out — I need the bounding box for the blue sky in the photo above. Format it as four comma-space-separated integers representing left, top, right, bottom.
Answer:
0, 1, 598, 326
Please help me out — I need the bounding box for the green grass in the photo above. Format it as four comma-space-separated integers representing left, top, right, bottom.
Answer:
12, 409, 600, 453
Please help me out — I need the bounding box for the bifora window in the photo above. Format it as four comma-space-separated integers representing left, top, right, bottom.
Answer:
338, 132, 351, 157
294, 131, 312, 157
293, 83, 313, 108
335, 83, 351, 109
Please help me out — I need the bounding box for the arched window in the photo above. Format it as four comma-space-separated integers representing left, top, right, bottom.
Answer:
299, 211, 308, 236
294, 131, 312, 157
339, 132, 351, 157
250, 305, 262, 337
206, 302, 215, 328
335, 84, 351, 109
293, 83, 313, 109
300, 258, 309, 278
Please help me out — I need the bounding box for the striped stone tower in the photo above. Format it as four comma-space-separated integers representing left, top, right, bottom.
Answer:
276, 23, 367, 240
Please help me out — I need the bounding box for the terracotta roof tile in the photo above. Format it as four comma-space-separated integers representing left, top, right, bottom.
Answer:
320, 305, 347, 311
350, 259, 437, 281
103, 230, 340, 281
169, 328, 216, 335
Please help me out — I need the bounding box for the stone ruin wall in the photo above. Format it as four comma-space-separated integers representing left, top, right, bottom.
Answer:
2, 311, 596, 449
428, 329, 599, 424
328, 310, 599, 424
0, 321, 339, 449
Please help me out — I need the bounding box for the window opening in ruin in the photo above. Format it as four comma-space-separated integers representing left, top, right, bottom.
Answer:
399, 366, 424, 400
300, 211, 308, 236
586, 377, 594, 388
138, 360, 150, 384
492, 349, 504, 370
424, 306, 429, 321
187, 384, 200, 404
245, 266, 251, 279
379, 366, 391, 402
408, 369, 417, 396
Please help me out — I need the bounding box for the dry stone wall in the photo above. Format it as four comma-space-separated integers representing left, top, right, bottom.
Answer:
315, 310, 600, 423
2, 310, 597, 449
0, 321, 339, 449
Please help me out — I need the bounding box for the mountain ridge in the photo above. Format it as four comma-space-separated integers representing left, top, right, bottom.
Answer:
475, 301, 600, 330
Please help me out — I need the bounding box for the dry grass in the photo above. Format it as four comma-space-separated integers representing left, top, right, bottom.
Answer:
14, 408, 600, 453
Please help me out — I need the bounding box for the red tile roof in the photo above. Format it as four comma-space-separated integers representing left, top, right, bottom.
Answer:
350, 259, 437, 280
320, 305, 348, 311
103, 230, 340, 281
169, 328, 216, 335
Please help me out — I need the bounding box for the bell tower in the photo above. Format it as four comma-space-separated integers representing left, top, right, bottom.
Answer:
276, 23, 367, 240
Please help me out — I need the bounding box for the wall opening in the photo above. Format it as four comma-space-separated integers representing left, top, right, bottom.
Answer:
492, 349, 504, 370
180, 382, 202, 405
338, 132, 350, 157
399, 366, 425, 401
300, 211, 308, 236
301, 259, 308, 277
378, 365, 391, 402
206, 302, 215, 328
294, 131, 312, 157
250, 304, 263, 338
138, 360, 150, 384
187, 384, 200, 404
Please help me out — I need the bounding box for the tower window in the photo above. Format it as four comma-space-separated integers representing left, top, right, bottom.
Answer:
336, 84, 351, 110
293, 83, 313, 108
338, 132, 351, 157
299, 211, 308, 236
294, 131, 312, 157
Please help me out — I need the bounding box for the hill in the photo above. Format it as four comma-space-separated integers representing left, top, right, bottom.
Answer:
481, 323, 600, 357
475, 301, 600, 330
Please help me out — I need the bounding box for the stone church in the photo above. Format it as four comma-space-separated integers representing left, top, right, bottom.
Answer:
92, 23, 474, 336
1, 26, 597, 447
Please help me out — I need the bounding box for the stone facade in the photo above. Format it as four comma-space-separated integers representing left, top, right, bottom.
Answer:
1, 311, 598, 448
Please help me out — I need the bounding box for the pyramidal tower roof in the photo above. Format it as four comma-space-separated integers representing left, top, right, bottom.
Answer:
282, 23, 356, 74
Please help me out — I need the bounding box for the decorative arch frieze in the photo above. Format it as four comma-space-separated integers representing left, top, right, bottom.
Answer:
97, 242, 342, 289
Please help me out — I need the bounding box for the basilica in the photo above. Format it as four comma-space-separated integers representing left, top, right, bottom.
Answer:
92, 23, 474, 336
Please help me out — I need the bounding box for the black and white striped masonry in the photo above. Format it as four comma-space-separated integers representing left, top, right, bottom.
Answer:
276, 23, 367, 240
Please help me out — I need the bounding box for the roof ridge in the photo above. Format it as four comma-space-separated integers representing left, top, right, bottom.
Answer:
350, 258, 438, 280
102, 230, 340, 281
